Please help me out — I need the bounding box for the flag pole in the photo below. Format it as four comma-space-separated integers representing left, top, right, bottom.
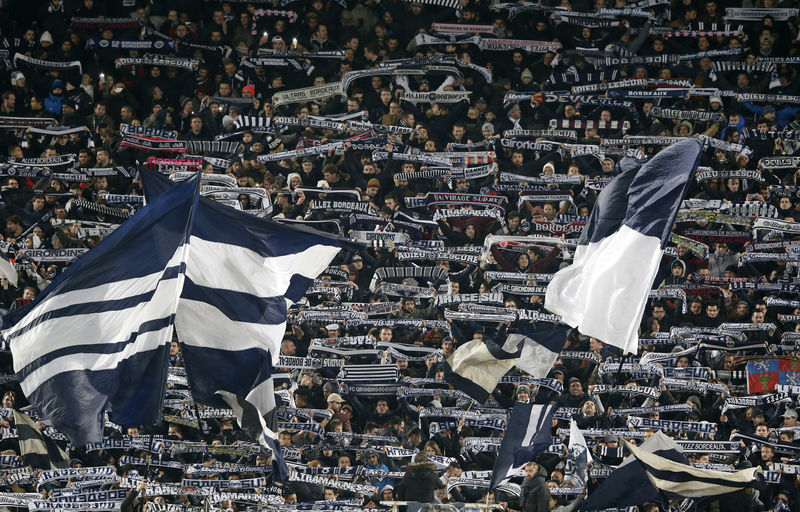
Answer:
142, 433, 154, 498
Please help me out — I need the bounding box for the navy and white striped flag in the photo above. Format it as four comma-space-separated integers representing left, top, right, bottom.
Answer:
3, 175, 201, 446
141, 171, 353, 479
444, 322, 571, 403
623, 438, 762, 498
546, 139, 703, 354
490, 402, 558, 489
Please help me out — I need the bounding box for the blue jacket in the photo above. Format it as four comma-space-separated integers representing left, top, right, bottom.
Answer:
44, 79, 65, 116
742, 101, 800, 128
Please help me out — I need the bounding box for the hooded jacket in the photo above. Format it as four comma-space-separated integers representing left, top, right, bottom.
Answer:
395, 457, 443, 503
44, 79, 64, 116
519, 465, 550, 512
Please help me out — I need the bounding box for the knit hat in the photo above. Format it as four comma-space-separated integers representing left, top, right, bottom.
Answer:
40, 31, 53, 44
241, 85, 255, 97
222, 115, 235, 128
367, 178, 380, 188
481, 122, 494, 134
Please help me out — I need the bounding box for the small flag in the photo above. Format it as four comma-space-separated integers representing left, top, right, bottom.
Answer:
14, 410, 68, 470
565, 419, 590, 488
490, 402, 558, 489
746, 359, 800, 393
546, 138, 703, 354
444, 322, 571, 403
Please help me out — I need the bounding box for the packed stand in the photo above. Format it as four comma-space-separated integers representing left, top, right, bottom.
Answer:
0, 0, 797, 511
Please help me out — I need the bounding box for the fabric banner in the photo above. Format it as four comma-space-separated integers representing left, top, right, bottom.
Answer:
627, 417, 718, 434
272, 82, 345, 108
724, 7, 798, 20
650, 107, 725, 123
13, 54, 82, 74
402, 91, 472, 104
87, 38, 177, 52
115, 54, 199, 71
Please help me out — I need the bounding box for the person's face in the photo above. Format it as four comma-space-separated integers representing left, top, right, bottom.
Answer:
707, 305, 719, 318
676, 356, 689, 368
569, 381, 582, 395
376, 400, 389, 414
367, 454, 378, 466
582, 400, 596, 415
525, 464, 537, 479
324, 489, 337, 501
1, 394, 13, 408
94, 103, 106, 115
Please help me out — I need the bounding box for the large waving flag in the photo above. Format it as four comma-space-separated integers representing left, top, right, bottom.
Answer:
444, 322, 571, 403
623, 438, 762, 498
2, 176, 200, 445
141, 171, 353, 478
490, 401, 558, 489
581, 431, 690, 510
546, 138, 703, 354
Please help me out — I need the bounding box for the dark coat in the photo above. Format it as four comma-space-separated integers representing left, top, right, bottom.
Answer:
519, 465, 550, 512
395, 460, 444, 503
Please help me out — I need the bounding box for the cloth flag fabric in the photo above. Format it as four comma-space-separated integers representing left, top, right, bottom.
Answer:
2, 176, 201, 446
565, 419, 591, 488
141, 170, 353, 476
0, 253, 17, 287
622, 438, 762, 497
444, 322, 571, 403
582, 431, 693, 510
14, 410, 68, 470
746, 359, 800, 393
489, 402, 558, 489
546, 138, 703, 354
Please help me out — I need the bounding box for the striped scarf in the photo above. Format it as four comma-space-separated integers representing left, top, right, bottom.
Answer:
662, 23, 746, 40
550, 119, 629, 131
711, 61, 775, 73
742, 129, 800, 141
546, 70, 620, 85
185, 140, 242, 155
402, 0, 461, 9
232, 116, 272, 131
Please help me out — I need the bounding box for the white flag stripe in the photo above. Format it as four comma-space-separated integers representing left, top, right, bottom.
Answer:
20, 327, 174, 393
177, 299, 285, 354
186, 237, 342, 298
244, 379, 277, 425
576, 226, 662, 354
12, 274, 183, 370
5, 247, 185, 340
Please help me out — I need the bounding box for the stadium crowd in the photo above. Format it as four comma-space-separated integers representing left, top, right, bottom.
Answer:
0, 0, 797, 511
